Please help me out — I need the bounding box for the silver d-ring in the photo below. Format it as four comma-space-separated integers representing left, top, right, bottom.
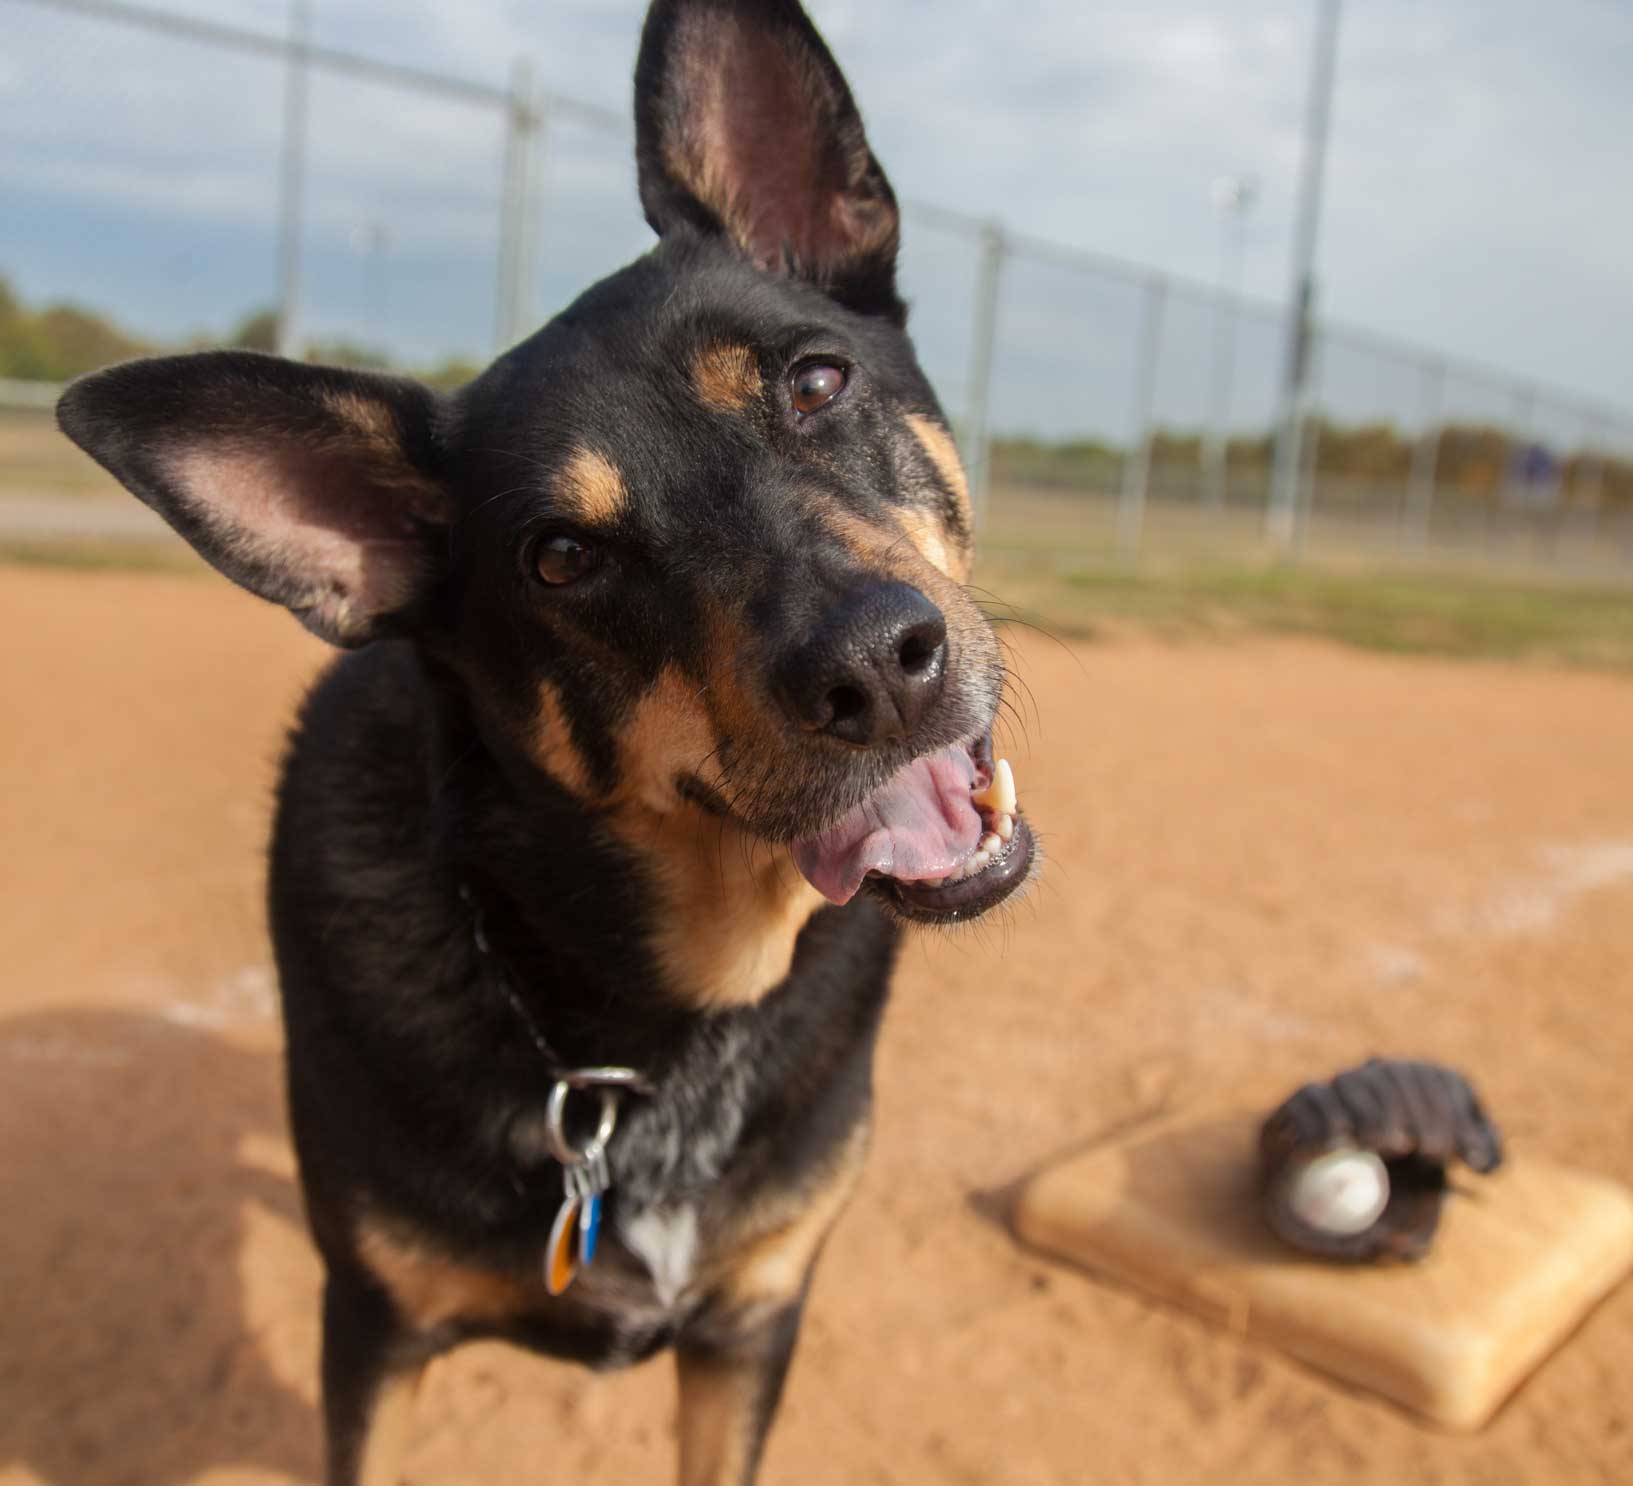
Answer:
545, 1079, 619, 1167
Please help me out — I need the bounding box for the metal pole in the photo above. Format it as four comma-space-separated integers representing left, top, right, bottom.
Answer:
1204, 176, 1255, 515
961, 220, 1005, 536
1117, 276, 1167, 561
1403, 358, 1444, 552
495, 60, 543, 350
1292, 331, 1322, 556
1268, 0, 1342, 554
1573, 418, 1606, 543
495, 58, 528, 351
274, 0, 311, 359
514, 92, 546, 343
1500, 383, 1537, 510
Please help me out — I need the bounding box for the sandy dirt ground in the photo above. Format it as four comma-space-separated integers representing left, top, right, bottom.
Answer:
3, 565, 1632, 1486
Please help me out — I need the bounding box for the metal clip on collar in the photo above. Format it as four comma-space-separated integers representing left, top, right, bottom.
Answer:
543, 1067, 649, 1296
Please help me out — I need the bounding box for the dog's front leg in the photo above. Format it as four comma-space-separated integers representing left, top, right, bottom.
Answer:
675, 1299, 807, 1486
320, 1269, 425, 1486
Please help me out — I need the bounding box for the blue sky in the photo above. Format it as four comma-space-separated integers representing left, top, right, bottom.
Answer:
4, 0, 1631, 448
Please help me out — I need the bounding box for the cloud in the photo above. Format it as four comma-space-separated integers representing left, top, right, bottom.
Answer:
2, 0, 1629, 435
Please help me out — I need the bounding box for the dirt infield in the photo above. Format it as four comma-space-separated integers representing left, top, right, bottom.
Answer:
4, 565, 1632, 1486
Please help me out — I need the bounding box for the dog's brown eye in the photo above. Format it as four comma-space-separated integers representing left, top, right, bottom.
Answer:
791, 362, 846, 415
533, 535, 598, 586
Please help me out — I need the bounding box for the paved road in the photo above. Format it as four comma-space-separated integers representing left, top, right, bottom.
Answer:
0, 492, 177, 543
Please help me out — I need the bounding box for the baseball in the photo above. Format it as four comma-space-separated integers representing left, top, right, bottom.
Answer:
1286, 1147, 1391, 1236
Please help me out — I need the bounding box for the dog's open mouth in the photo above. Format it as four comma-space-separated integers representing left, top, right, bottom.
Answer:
791, 734, 1034, 923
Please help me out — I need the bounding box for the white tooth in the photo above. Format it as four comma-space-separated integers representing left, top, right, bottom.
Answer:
927, 876, 946, 888
990, 759, 1017, 818
979, 832, 1001, 855
995, 812, 1014, 842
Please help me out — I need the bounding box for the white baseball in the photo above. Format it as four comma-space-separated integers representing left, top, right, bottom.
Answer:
1286, 1148, 1390, 1236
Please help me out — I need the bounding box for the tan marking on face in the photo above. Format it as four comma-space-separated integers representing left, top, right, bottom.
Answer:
556, 445, 630, 525
533, 678, 599, 799
602, 664, 823, 1009
690, 340, 761, 413
353, 1364, 424, 1486
821, 505, 998, 692
905, 413, 971, 515
896, 505, 957, 580
613, 666, 720, 815
904, 413, 974, 579
356, 1220, 532, 1330
711, 1117, 871, 1318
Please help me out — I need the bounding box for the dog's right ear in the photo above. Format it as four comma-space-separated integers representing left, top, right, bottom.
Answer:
634, 0, 902, 319
57, 351, 451, 648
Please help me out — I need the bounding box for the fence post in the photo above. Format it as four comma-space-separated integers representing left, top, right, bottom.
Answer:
1117, 275, 1167, 562
1403, 357, 1444, 552
1291, 332, 1323, 557
274, 0, 312, 358
495, 60, 542, 352
1501, 383, 1538, 514
1202, 285, 1241, 516
1566, 415, 1606, 559
961, 219, 1005, 537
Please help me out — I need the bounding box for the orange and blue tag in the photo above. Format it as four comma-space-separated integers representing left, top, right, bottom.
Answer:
546, 1188, 604, 1296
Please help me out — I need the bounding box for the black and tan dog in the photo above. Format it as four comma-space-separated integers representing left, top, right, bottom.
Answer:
57, 1, 1036, 1480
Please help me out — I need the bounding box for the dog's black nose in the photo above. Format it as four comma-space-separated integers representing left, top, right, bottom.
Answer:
777, 581, 948, 746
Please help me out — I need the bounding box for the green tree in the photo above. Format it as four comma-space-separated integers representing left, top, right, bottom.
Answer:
229, 307, 279, 352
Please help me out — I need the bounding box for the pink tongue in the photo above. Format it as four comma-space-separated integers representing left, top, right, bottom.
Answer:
791, 745, 982, 905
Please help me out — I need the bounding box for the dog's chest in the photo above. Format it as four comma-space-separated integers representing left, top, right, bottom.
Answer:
536, 1200, 711, 1360
616, 1202, 700, 1307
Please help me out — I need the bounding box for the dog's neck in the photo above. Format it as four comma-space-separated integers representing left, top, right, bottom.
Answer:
429, 679, 825, 1024
604, 802, 827, 1010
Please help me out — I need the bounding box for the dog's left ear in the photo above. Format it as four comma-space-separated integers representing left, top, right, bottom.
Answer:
57, 351, 451, 647
634, 0, 902, 319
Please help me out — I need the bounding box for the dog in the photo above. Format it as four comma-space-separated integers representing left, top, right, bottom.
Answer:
57, 1, 1036, 1480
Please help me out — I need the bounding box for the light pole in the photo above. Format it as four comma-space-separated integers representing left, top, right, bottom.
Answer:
1267, 0, 1342, 555
1203, 174, 1257, 516
274, 0, 312, 359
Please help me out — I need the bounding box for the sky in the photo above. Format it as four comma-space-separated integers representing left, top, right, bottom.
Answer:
5, 0, 1632, 448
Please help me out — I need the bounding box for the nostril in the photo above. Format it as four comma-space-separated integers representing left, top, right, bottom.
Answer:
826, 683, 868, 726
898, 629, 939, 676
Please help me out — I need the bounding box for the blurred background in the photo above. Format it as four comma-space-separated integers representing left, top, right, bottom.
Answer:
5, 0, 1633, 652
5, 4, 1633, 1485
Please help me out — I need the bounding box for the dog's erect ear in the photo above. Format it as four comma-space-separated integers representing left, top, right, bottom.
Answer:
57, 351, 451, 647
634, 0, 902, 318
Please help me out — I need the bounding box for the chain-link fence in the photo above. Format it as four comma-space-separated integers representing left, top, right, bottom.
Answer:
6, 0, 1633, 583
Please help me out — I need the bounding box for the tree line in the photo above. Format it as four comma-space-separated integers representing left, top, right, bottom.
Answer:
4, 276, 1627, 510
0, 277, 479, 390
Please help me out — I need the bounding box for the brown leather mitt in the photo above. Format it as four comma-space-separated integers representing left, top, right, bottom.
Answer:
1259, 1057, 1504, 1262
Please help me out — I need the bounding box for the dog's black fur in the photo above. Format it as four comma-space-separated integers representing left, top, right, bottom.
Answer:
58, 2, 1030, 1481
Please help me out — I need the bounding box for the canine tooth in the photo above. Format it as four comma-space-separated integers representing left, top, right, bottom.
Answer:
972, 757, 1016, 817
979, 832, 1001, 855
995, 812, 1014, 842
991, 759, 1016, 817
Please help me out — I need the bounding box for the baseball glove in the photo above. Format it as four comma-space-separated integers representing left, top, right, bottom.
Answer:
1259, 1057, 1503, 1262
